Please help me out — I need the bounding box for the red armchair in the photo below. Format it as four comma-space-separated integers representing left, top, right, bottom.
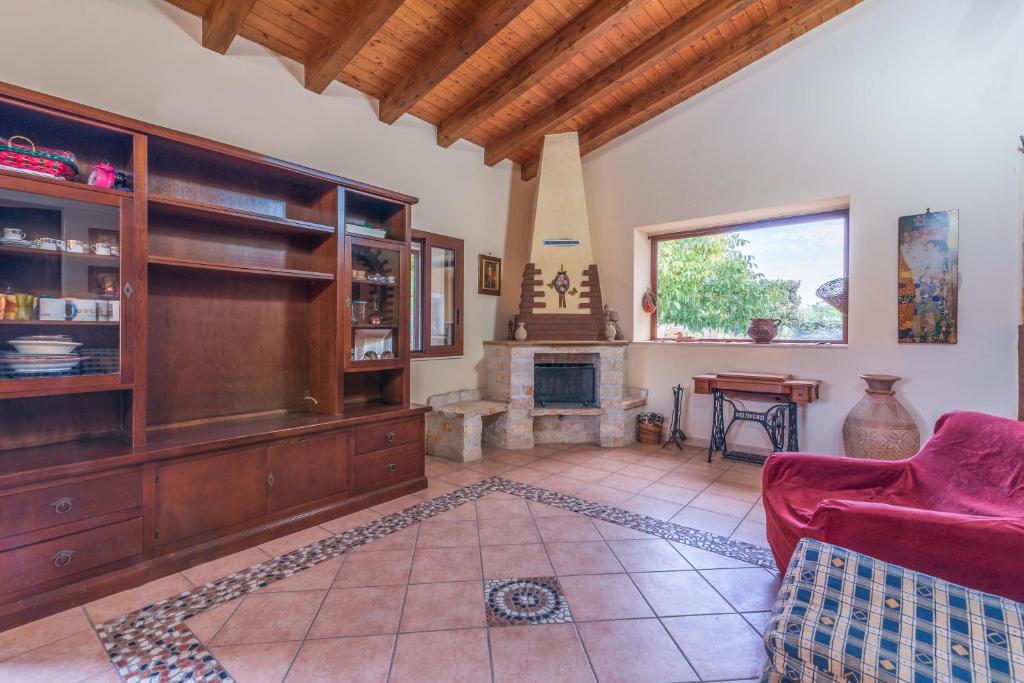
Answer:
763, 411, 1024, 601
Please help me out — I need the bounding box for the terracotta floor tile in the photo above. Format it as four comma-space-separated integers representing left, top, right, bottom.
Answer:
391, 628, 491, 683
636, 455, 687, 472
701, 568, 781, 612
528, 458, 574, 475
422, 480, 460, 498
371, 492, 429, 515
599, 472, 653, 493
400, 581, 486, 632
658, 469, 721, 489
333, 549, 414, 587
731, 520, 770, 548
490, 623, 594, 683
631, 570, 733, 616
0, 607, 91, 661
663, 614, 765, 680
705, 480, 762, 503
353, 525, 419, 552
0, 630, 110, 683
599, 450, 645, 465
670, 541, 755, 569
619, 494, 683, 521
259, 557, 343, 593
607, 539, 691, 572
428, 502, 477, 521
573, 483, 631, 506
527, 499, 578, 518
550, 451, 594, 465
182, 547, 271, 586
319, 508, 382, 535
492, 452, 539, 467
416, 519, 479, 547
209, 641, 300, 683
86, 572, 192, 624
258, 526, 333, 558
639, 482, 701, 506
743, 611, 772, 634
186, 601, 240, 641
670, 506, 742, 537
478, 517, 542, 545
535, 515, 602, 543
744, 502, 767, 525
464, 460, 516, 475
481, 544, 555, 578
562, 465, 611, 484
584, 456, 629, 473
558, 573, 654, 621
545, 541, 624, 575
475, 497, 531, 519
424, 461, 460, 478
307, 586, 405, 638
689, 491, 756, 518
212, 590, 325, 645
285, 634, 394, 683
410, 546, 482, 583
616, 463, 666, 481
502, 467, 549, 484
536, 475, 587, 495
592, 518, 658, 541
578, 618, 698, 683
80, 667, 123, 683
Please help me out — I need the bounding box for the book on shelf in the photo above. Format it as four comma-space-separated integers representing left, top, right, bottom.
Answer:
345, 223, 387, 239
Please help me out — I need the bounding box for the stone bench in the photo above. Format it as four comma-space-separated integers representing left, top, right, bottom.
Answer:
425, 389, 509, 462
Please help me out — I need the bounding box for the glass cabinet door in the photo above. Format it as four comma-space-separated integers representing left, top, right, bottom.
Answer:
349, 239, 402, 364
0, 187, 122, 383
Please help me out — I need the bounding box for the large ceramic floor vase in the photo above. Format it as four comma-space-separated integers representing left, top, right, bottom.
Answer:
842, 374, 920, 459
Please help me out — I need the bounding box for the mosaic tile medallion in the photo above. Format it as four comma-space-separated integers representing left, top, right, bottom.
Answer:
484, 576, 572, 626
94, 475, 774, 682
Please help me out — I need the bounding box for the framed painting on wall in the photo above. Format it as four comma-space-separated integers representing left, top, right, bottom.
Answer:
897, 209, 958, 344
478, 254, 501, 296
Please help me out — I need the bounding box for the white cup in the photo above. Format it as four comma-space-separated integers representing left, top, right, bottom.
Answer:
66, 239, 86, 253
91, 242, 112, 256
2, 227, 26, 241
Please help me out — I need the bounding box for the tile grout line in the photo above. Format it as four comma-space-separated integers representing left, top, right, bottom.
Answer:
473, 499, 496, 683
384, 520, 421, 683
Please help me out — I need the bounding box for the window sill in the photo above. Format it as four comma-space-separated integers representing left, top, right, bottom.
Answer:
635, 340, 847, 349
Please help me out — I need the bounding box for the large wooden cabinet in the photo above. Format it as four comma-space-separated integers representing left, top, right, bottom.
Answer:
0, 83, 429, 629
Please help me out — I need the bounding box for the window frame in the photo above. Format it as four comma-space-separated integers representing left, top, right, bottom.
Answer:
649, 209, 850, 344
411, 228, 464, 358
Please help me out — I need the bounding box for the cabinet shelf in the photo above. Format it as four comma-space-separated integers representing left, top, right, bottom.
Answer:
148, 255, 335, 282
149, 194, 335, 237
0, 167, 133, 202
0, 319, 119, 327
0, 243, 119, 264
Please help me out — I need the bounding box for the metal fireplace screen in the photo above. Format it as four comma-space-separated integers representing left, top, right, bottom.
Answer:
534, 362, 597, 408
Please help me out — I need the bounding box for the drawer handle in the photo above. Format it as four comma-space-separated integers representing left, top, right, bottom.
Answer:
50, 497, 73, 515
386, 463, 397, 472
51, 550, 75, 568
385, 431, 396, 444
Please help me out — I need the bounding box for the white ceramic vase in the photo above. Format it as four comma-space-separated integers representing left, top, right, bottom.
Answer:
514, 322, 528, 342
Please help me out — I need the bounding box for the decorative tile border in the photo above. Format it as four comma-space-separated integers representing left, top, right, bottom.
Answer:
96, 475, 774, 682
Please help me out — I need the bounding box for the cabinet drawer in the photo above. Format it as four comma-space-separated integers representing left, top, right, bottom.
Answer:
354, 417, 422, 455
0, 470, 141, 540
353, 444, 423, 492
0, 518, 143, 595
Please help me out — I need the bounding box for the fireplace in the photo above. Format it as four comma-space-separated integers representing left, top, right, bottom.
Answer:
534, 362, 597, 408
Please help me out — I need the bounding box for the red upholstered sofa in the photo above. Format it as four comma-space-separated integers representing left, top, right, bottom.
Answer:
763, 411, 1024, 601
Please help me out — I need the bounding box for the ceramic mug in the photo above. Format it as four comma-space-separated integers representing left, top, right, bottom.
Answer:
14, 294, 37, 321
35, 237, 64, 251
2, 294, 16, 320
110, 245, 120, 257
66, 239, 86, 253
2, 227, 26, 241
91, 242, 112, 256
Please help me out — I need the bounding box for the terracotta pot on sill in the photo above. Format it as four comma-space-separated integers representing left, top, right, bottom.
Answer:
747, 318, 781, 344
842, 374, 920, 460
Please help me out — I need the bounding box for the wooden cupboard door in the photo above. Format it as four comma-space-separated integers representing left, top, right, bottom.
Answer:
155, 446, 267, 546
267, 432, 351, 513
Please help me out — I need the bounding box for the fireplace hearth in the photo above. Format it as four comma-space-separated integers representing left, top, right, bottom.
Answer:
535, 362, 597, 407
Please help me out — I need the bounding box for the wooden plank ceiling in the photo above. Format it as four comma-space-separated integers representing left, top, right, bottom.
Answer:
167, 0, 861, 179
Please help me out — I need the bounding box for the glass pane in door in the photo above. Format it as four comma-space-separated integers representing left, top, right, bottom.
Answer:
0, 188, 121, 380
429, 246, 456, 347
351, 242, 400, 362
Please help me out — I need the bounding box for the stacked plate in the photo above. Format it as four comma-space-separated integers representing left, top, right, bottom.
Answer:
3, 335, 87, 375
1, 236, 35, 248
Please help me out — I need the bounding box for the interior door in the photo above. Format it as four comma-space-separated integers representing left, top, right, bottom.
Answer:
267, 432, 351, 513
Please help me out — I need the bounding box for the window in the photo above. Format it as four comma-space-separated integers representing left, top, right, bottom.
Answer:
411, 229, 464, 357
651, 210, 849, 342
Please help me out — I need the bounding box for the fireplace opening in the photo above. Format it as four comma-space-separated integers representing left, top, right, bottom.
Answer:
535, 362, 597, 408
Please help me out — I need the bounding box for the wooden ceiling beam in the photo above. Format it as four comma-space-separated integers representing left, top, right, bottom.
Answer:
568, 0, 857, 167
304, 0, 405, 95
436, 0, 643, 148
377, 0, 535, 125
201, 0, 258, 54
483, 0, 757, 167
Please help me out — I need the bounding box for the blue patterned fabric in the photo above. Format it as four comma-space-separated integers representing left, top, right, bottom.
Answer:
761, 539, 1024, 683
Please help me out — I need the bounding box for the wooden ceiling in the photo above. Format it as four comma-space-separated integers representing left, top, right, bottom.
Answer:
166, 0, 861, 179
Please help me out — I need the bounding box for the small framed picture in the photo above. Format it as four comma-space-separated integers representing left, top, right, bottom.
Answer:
89, 267, 119, 299
478, 254, 501, 296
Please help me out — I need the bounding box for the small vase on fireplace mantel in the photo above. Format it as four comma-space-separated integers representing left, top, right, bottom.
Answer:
514, 322, 528, 342
842, 374, 920, 459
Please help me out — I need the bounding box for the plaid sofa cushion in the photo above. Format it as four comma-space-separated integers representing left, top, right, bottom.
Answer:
762, 539, 1024, 683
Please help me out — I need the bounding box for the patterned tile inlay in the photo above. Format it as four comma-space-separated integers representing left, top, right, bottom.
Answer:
95, 475, 774, 682
484, 577, 572, 626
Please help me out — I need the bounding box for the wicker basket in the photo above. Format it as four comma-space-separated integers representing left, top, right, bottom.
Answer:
815, 276, 848, 314
636, 412, 664, 445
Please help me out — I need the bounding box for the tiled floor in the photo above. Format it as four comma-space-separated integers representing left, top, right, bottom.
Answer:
0, 442, 777, 682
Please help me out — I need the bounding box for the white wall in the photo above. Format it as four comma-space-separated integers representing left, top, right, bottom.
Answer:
0, 0, 531, 404
580, 0, 1024, 453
